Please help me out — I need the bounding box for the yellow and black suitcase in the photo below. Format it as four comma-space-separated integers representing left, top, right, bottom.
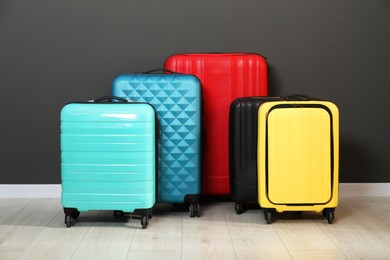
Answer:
257, 96, 339, 224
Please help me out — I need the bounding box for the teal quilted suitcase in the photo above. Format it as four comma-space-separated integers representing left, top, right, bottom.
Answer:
60, 96, 158, 229
112, 71, 202, 217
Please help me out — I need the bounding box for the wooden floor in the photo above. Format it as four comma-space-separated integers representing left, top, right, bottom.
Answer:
1, 197, 390, 259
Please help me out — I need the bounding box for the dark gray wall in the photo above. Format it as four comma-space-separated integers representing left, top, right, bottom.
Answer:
1, 0, 389, 184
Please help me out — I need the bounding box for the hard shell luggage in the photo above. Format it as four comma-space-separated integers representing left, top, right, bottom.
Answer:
229, 96, 280, 214
60, 96, 158, 228
165, 53, 268, 195
112, 71, 202, 217
257, 97, 339, 224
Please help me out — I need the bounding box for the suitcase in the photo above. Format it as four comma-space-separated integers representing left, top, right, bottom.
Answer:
229, 96, 280, 214
257, 96, 339, 224
165, 53, 268, 195
61, 96, 158, 228
112, 71, 202, 217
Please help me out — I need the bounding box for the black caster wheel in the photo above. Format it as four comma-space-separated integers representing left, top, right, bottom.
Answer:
189, 203, 195, 217
265, 211, 272, 224
113, 210, 124, 217
195, 202, 200, 217
235, 202, 243, 215
70, 210, 80, 219
65, 214, 72, 228
141, 215, 148, 229
327, 211, 334, 224
189, 202, 200, 217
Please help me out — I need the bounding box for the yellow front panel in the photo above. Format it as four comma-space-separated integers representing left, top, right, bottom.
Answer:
267, 107, 332, 204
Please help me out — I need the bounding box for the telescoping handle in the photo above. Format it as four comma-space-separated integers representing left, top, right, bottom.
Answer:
91, 96, 129, 103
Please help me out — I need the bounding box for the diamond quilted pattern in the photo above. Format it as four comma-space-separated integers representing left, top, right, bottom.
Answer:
113, 74, 201, 203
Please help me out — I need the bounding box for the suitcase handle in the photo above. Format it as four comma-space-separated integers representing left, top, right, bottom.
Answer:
92, 96, 129, 103
282, 94, 313, 101
141, 68, 178, 74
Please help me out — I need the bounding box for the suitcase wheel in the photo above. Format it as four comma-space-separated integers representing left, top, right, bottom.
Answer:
235, 202, 244, 215
189, 202, 200, 218
70, 210, 80, 219
264, 211, 272, 224
113, 210, 124, 217
65, 214, 72, 228
141, 215, 149, 229
322, 209, 335, 224
326, 211, 334, 224
63, 208, 79, 228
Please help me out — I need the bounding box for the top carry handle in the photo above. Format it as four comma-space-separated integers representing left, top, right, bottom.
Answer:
141, 68, 178, 74
91, 96, 129, 103
282, 94, 320, 101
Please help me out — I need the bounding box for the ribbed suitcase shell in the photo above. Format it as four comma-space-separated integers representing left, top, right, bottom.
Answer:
165, 53, 268, 195
229, 97, 279, 213
112, 74, 201, 203
61, 103, 157, 213
258, 101, 339, 214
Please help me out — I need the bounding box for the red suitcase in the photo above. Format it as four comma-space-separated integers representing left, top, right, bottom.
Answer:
165, 53, 268, 195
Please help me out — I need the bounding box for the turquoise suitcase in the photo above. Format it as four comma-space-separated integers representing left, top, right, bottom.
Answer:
112, 71, 202, 217
60, 96, 158, 229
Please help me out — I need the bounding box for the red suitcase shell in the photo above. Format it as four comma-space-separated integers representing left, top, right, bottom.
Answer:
165, 53, 268, 195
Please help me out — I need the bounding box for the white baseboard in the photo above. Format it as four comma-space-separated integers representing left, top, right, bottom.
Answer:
0, 183, 389, 198
0, 185, 62, 198
338, 183, 390, 197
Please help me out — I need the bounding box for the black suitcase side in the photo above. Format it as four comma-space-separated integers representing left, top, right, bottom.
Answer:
229, 97, 280, 214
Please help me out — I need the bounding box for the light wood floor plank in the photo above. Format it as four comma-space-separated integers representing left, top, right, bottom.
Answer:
318, 207, 390, 259
127, 250, 181, 260
225, 206, 292, 259
70, 211, 136, 260
0, 199, 33, 225
0, 198, 61, 252
182, 228, 237, 260
182, 203, 237, 260
273, 214, 339, 251
0, 197, 389, 259
340, 197, 390, 246
130, 204, 183, 252
367, 196, 390, 211
16, 211, 96, 260
288, 249, 348, 260
0, 252, 20, 260
229, 227, 292, 260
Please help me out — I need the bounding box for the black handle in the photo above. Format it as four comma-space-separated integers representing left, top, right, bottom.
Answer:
141, 68, 178, 74
92, 96, 129, 103
282, 94, 313, 101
